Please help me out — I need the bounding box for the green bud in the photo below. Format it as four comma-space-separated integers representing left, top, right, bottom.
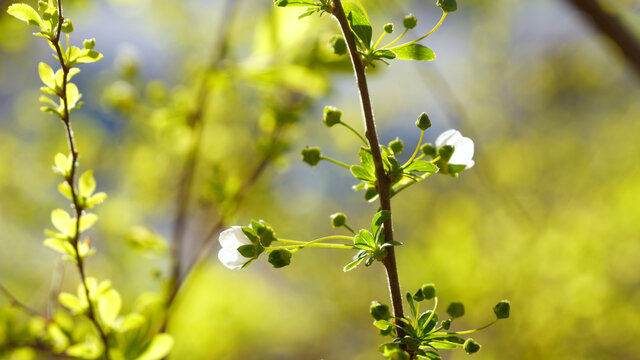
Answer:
421, 143, 436, 157
403, 14, 418, 29
301, 147, 322, 167
441, 319, 451, 330
383, 23, 394, 33
370, 301, 391, 321
323, 106, 342, 127
61, 19, 74, 33
463, 338, 481, 354
436, 0, 458, 13
447, 302, 465, 318
415, 112, 431, 130
420, 283, 436, 300
330, 213, 347, 228
268, 249, 292, 268
329, 35, 347, 55
438, 145, 454, 162
38, 1, 48, 12
259, 227, 276, 247
389, 138, 404, 154
493, 300, 510, 319
83, 38, 96, 50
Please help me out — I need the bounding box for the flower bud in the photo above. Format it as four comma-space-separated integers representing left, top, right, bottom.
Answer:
301, 147, 322, 167
420, 283, 436, 300
383, 23, 394, 33
403, 14, 418, 29
268, 249, 292, 268
61, 19, 74, 33
370, 301, 391, 321
329, 35, 347, 55
447, 302, 465, 318
493, 300, 510, 319
323, 106, 342, 127
330, 213, 347, 228
421, 143, 436, 157
438, 145, 454, 162
415, 112, 431, 130
463, 338, 481, 354
441, 319, 451, 330
83, 38, 96, 50
436, 0, 458, 13
389, 138, 404, 154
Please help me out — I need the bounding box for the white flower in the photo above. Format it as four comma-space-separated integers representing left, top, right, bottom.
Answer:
435, 129, 475, 169
218, 226, 253, 270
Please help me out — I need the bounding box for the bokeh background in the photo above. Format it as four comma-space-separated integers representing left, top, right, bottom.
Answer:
1, 0, 639, 359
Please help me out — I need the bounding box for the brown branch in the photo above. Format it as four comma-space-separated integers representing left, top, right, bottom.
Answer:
331, 0, 406, 338
565, 0, 640, 77
51, 1, 110, 357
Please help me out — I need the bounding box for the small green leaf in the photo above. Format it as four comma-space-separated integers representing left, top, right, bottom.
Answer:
343, 256, 365, 271
373, 49, 396, 60
351, 165, 374, 182
343, 1, 372, 49
98, 288, 121, 327
7, 3, 45, 28
66, 83, 82, 109
392, 44, 436, 61
86, 192, 107, 208
274, 0, 317, 6
59, 292, 85, 314
135, 334, 174, 360
78, 170, 96, 198
113, 313, 145, 333
405, 160, 438, 173
354, 229, 375, 249
237, 244, 258, 258
371, 210, 391, 238
373, 319, 393, 330
406, 292, 416, 318
51, 209, 73, 235
79, 213, 98, 232
38, 62, 55, 88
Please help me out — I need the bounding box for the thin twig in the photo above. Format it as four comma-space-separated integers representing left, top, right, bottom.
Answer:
331, 0, 406, 339
51, 1, 110, 357
0, 282, 44, 318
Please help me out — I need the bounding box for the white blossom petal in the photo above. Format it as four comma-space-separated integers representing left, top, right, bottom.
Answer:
435, 129, 462, 148
449, 137, 475, 168
217, 247, 250, 270
219, 226, 252, 249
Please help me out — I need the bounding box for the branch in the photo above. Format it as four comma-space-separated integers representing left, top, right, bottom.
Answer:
565, 0, 640, 77
0, 283, 44, 319
331, 0, 406, 338
52, 1, 110, 357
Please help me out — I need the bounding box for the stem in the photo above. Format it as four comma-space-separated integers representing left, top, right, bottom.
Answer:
390, 12, 447, 49
321, 155, 351, 169
343, 224, 357, 235
338, 121, 368, 145
269, 243, 354, 250
373, 31, 387, 50
331, 0, 406, 339
51, 2, 110, 357
382, 28, 408, 49
277, 235, 354, 244
0, 283, 44, 318
448, 320, 498, 335
405, 130, 424, 166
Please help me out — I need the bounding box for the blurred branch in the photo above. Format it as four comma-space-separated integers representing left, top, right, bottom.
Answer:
167, 0, 236, 308
0, 282, 44, 319
565, 0, 640, 77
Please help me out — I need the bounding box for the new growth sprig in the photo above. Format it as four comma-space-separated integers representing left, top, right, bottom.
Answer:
7, 1, 173, 359
212, 0, 510, 359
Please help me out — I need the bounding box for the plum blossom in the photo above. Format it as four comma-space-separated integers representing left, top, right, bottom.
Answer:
435, 129, 475, 169
217, 226, 253, 270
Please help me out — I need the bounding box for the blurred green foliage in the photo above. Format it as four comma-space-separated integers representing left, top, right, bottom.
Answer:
1, 0, 639, 359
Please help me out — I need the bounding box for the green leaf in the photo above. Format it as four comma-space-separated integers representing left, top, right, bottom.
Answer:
7, 3, 45, 28
343, 256, 365, 272
373, 319, 393, 330
373, 49, 396, 60
98, 288, 121, 327
371, 210, 391, 238
53, 153, 72, 177
44, 238, 75, 257
66, 340, 102, 359
38, 62, 55, 88
404, 160, 438, 173
59, 292, 86, 314
86, 192, 107, 208
343, 1, 372, 49
113, 313, 146, 333
237, 244, 258, 258
274, 0, 317, 6
79, 213, 98, 232
406, 292, 416, 318
351, 165, 374, 182
51, 209, 73, 235
135, 334, 174, 360
354, 229, 375, 249
78, 170, 96, 198
392, 44, 436, 61
66, 83, 82, 109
